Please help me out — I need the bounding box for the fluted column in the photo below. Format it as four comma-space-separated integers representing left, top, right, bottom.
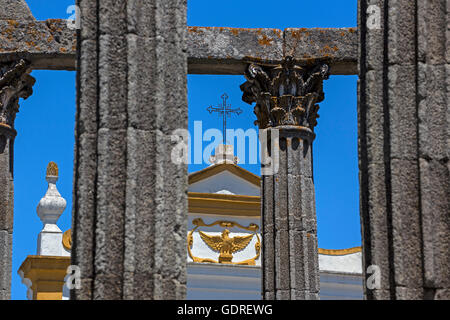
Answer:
241, 57, 329, 300
72, 0, 188, 299
0, 59, 35, 300
358, 0, 449, 300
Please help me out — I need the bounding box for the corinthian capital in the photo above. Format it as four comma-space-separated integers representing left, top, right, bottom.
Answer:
0, 59, 35, 130
240, 57, 329, 130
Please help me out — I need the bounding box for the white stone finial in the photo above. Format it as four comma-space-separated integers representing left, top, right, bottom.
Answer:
209, 144, 239, 165
36, 162, 67, 256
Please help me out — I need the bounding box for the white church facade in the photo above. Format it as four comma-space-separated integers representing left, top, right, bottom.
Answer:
18, 145, 363, 300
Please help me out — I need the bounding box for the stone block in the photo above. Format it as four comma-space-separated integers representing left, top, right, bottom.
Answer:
289, 231, 308, 291
78, 0, 98, 41
390, 159, 422, 288
419, 159, 450, 288
98, 0, 127, 36
187, 26, 283, 74
434, 289, 450, 300
417, 0, 447, 64
0, 0, 35, 21
0, 20, 76, 69
387, 0, 417, 65
262, 231, 275, 292
77, 39, 98, 135
417, 63, 448, 160
95, 128, 127, 277
285, 27, 358, 74
362, 70, 385, 164
395, 287, 424, 300
98, 35, 128, 130
388, 65, 418, 160
0, 231, 11, 295
274, 230, 290, 290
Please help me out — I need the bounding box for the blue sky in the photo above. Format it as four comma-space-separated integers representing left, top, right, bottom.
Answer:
11, 1, 358, 299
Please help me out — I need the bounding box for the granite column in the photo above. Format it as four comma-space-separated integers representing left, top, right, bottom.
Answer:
241, 58, 329, 300
358, 0, 449, 299
72, 0, 188, 300
0, 59, 35, 300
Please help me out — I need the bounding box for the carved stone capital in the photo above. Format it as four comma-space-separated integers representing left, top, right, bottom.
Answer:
240, 57, 329, 130
0, 59, 35, 131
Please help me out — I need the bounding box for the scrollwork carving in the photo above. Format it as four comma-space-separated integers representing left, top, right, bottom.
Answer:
240, 57, 329, 130
0, 59, 35, 129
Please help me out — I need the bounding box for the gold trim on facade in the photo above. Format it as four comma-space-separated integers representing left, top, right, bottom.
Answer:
187, 218, 261, 266
318, 246, 362, 255
188, 192, 261, 217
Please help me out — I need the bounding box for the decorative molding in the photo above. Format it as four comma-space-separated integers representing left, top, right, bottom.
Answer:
319, 246, 362, 256
17, 255, 71, 300
240, 56, 329, 129
188, 192, 261, 217
189, 163, 261, 187
188, 218, 261, 266
0, 59, 35, 129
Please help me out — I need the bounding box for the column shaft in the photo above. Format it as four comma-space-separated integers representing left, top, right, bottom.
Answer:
241, 58, 329, 300
262, 127, 319, 299
0, 127, 15, 300
358, 0, 449, 299
0, 57, 35, 300
72, 0, 188, 300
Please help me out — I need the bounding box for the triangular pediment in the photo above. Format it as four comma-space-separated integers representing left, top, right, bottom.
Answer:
188, 163, 260, 196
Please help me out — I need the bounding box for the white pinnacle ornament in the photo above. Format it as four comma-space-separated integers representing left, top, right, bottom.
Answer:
36, 162, 67, 256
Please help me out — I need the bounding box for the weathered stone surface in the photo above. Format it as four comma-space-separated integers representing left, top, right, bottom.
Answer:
285, 28, 357, 74
0, 0, 35, 21
262, 174, 274, 296
71, 133, 97, 283
259, 129, 320, 300
71, 24, 98, 299
0, 21, 358, 74
77, 0, 98, 41
419, 159, 450, 289
0, 136, 14, 233
189, 27, 357, 75
95, 128, 127, 279
188, 26, 283, 74
0, 20, 76, 69
395, 287, 424, 300
73, 0, 188, 300
388, 65, 418, 160
0, 230, 12, 300
417, 63, 448, 160
360, 0, 385, 71
417, 0, 447, 64
434, 289, 450, 300
0, 58, 34, 300
359, 0, 450, 299
387, 0, 417, 65
390, 159, 422, 288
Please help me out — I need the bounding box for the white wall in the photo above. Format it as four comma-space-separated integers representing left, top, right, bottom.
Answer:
187, 264, 364, 300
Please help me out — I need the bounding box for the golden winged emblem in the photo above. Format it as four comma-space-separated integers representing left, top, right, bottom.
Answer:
199, 229, 254, 264
187, 218, 261, 265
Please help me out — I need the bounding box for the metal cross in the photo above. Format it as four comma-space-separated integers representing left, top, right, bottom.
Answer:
207, 93, 242, 145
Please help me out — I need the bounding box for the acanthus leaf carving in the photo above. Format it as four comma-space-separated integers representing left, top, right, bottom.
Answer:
0, 59, 35, 129
240, 56, 329, 130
